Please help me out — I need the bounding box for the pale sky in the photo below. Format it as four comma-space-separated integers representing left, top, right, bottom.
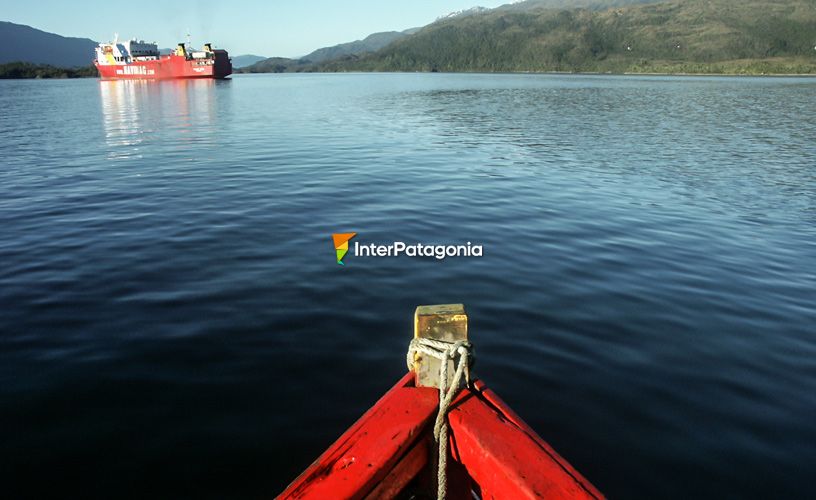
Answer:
4, 1, 511, 57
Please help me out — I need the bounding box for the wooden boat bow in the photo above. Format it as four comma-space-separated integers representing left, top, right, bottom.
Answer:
279, 305, 604, 500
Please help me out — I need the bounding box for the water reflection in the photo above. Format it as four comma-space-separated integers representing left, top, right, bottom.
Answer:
5, 74, 814, 500
373, 78, 816, 222
99, 79, 225, 161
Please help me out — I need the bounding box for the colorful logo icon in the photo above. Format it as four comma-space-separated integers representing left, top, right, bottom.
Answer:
332, 233, 357, 265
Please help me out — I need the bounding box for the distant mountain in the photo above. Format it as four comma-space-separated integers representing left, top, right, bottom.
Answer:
237, 0, 688, 74
496, 0, 665, 11
240, 57, 310, 73
319, 0, 816, 74
300, 28, 419, 63
239, 27, 421, 72
231, 54, 267, 68
0, 21, 97, 67
437, 6, 492, 21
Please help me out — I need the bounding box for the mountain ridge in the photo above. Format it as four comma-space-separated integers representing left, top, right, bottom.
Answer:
239, 27, 422, 73
231, 54, 267, 68
4, 0, 816, 76
316, 0, 816, 74
0, 21, 97, 67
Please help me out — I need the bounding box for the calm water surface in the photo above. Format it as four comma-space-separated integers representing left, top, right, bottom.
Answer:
1, 73, 815, 499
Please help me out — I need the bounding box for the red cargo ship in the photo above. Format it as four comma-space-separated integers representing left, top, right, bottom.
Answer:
94, 35, 232, 80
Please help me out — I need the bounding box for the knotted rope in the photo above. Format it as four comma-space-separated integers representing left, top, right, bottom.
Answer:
407, 338, 473, 500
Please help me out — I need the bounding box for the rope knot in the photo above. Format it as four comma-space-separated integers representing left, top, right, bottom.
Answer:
406, 337, 474, 500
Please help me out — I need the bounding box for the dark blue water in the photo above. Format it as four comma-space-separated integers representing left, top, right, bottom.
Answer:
1, 73, 815, 499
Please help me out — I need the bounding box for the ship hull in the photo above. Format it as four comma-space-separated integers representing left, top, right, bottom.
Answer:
95, 51, 231, 80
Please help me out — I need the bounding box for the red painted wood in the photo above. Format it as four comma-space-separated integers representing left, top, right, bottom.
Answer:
447, 386, 604, 499
470, 380, 604, 499
363, 437, 430, 500
278, 373, 438, 500
280, 373, 604, 500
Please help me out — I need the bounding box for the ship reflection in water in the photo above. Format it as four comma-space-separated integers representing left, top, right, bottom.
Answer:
99, 79, 227, 161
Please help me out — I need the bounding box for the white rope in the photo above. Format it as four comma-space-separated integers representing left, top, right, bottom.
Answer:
407, 338, 473, 500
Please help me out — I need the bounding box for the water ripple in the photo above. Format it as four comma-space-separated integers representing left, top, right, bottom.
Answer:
1, 74, 815, 499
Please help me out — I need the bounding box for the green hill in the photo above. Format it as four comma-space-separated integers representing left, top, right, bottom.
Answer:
496, 0, 665, 12
231, 54, 268, 68
300, 28, 419, 63
0, 61, 96, 78
238, 28, 421, 73
0, 21, 97, 67
319, 0, 816, 74
239, 57, 308, 73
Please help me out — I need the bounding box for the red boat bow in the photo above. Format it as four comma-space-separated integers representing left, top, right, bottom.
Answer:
279, 305, 604, 500
280, 373, 602, 499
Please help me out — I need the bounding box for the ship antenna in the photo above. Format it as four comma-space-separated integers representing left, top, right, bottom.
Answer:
113, 32, 119, 44
186, 29, 191, 49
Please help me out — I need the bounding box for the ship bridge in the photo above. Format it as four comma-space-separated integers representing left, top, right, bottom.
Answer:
95, 36, 159, 65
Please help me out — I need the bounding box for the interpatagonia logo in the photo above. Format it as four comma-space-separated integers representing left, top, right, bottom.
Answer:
332, 233, 357, 265
331, 232, 483, 266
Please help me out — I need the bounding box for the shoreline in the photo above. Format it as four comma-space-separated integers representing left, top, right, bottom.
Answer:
237, 69, 816, 78
4, 68, 816, 81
